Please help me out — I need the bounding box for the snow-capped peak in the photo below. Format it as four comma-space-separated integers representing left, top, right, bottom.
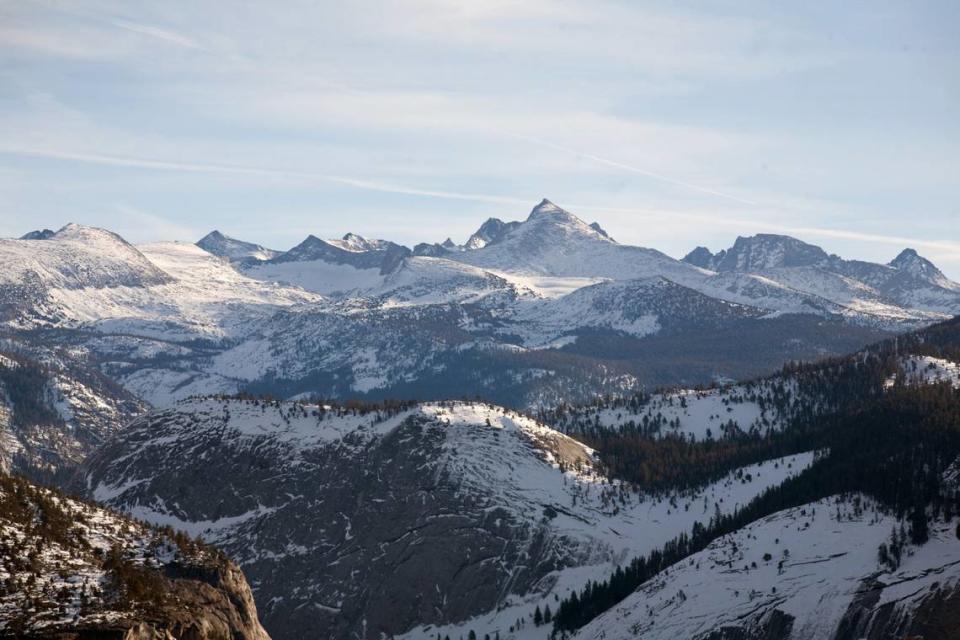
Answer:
52, 222, 132, 246
888, 248, 959, 292
890, 249, 944, 280
697, 233, 832, 272
199, 229, 228, 242
465, 217, 520, 249
0, 223, 173, 290
335, 232, 378, 252
526, 197, 575, 221
197, 230, 280, 262
682, 246, 716, 269
522, 199, 614, 242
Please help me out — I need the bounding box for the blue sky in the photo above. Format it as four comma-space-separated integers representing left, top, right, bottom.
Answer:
1, 1, 958, 276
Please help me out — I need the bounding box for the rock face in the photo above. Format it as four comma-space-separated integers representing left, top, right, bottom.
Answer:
0, 350, 146, 480
833, 576, 960, 640
465, 217, 521, 249
0, 472, 270, 640
196, 230, 280, 263
19, 229, 55, 241
81, 400, 601, 639
80, 398, 816, 640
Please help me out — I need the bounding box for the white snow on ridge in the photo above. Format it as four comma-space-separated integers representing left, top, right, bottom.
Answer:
399, 435, 815, 640
86, 397, 817, 640
0, 223, 171, 291
243, 258, 385, 295
563, 378, 798, 442
575, 495, 960, 640
46, 241, 319, 340
371, 256, 523, 305
493, 273, 610, 299
887, 355, 960, 389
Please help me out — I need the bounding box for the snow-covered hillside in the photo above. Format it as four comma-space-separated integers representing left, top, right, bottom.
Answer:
0, 224, 172, 292
80, 398, 815, 640
0, 472, 269, 639
507, 277, 763, 347
887, 354, 960, 389
553, 378, 799, 442
574, 494, 960, 640
2, 204, 957, 410
0, 350, 146, 477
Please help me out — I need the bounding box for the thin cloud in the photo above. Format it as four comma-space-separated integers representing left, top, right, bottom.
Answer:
4, 145, 955, 257
584, 204, 960, 255
513, 134, 760, 206
112, 204, 202, 242
0, 147, 531, 206
111, 19, 201, 49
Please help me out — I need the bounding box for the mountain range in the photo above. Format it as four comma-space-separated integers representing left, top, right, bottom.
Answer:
2, 200, 957, 415
0, 202, 959, 639
78, 317, 960, 639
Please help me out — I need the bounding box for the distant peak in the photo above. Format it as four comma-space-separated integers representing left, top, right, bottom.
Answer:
892, 248, 919, 261
682, 246, 717, 269
528, 198, 564, 218
54, 223, 118, 240
198, 230, 226, 242
465, 217, 519, 249
889, 248, 945, 280
20, 228, 55, 240
441, 237, 457, 249
710, 234, 829, 271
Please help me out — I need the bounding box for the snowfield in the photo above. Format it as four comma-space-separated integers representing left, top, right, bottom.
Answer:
574, 494, 960, 640
42, 240, 319, 341
243, 258, 384, 295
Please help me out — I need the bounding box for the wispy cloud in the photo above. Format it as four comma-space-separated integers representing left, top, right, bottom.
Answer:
111, 204, 202, 242
5, 145, 956, 257
110, 19, 200, 49
583, 204, 960, 255
0, 147, 531, 206
2, 1, 956, 276
514, 135, 760, 206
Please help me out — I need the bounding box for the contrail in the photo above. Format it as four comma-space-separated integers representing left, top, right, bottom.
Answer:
510, 134, 760, 206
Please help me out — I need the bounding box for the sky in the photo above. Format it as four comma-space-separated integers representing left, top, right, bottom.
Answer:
1, 0, 958, 276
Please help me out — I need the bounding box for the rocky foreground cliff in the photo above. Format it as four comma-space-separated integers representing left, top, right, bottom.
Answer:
0, 472, 269, 639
